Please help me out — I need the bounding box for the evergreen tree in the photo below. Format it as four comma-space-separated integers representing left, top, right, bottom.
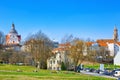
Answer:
61, 62, 66, 70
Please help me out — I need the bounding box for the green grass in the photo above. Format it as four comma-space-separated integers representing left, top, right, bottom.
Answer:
0, 64, 35, 72
84, 63, 120, 70
0, 64, 116, 80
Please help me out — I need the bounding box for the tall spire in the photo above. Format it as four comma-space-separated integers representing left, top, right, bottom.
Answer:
9, 23, 18, 34
12, 23, 15, 29
113, 25, 118, 42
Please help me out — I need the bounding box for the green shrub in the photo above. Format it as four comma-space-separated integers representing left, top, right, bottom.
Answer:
61, 62, 66, 70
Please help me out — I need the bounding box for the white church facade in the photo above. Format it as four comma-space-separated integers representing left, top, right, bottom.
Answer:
5, 23, 21, 51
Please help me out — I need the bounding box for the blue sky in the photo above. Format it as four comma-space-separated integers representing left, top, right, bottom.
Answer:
0, 0, 120, 42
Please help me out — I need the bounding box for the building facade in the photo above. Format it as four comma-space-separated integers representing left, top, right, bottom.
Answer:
5, 23, 21, 51
47, 52, 61, 70
47, 43, 74, 70
114, 45, 120, 65
6, 23, 21, 45
47, 26, 120, 68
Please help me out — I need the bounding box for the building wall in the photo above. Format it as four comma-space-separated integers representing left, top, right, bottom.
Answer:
47, 52, 61, 70
6, 34, 21, 45
107, 43, 115, 56
5, 24, 21, 51
107, 43, 119, 56
6, 24, 21, 45
114, 47, 120, 65
47, 51, 73, 70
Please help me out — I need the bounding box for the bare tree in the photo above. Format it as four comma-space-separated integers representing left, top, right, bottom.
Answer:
0, 31, 5, 45
61, 34, 73, 43
24, 30, 53, 69
0, 31, 5, 51
97, 47, 113, 63
69, 40, 85, 66
0, 50, 13, 63
85, 49, 97, 66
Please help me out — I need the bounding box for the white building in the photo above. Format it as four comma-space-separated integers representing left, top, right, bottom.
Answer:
114, 43, 120, 65
107, 43, 119, 56
47, 52, 61, 70
6, 23, 21, 45
47, 43, 74, 70
5, 23, 21, 51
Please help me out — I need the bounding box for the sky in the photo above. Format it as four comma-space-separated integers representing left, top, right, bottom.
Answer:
0, 0, 120, 42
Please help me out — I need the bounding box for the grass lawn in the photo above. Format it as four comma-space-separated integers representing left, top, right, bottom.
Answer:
84, 63, 120, 70
0, 64, 116, 80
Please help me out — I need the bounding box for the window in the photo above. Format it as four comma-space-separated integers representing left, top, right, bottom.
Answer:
53, 60, 55, 64
57, 60, 61, 64
50, 61, 52, 64
57, 67, 59, 70
59, 55, 61, 58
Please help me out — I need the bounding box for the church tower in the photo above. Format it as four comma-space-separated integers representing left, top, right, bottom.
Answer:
6, 23, 21, 45
113, 26, 118, 42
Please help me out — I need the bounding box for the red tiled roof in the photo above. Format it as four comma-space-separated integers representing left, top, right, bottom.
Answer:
96, 39, 116, 47
52, 43, 71, 53
52, 47, 66, 54
116, 42, 120, 46
86, 41, 108, 47
96, 39, 114, 43
98, 42, 108, 47
59, 43, 71, 47
86, 42, 94, 46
